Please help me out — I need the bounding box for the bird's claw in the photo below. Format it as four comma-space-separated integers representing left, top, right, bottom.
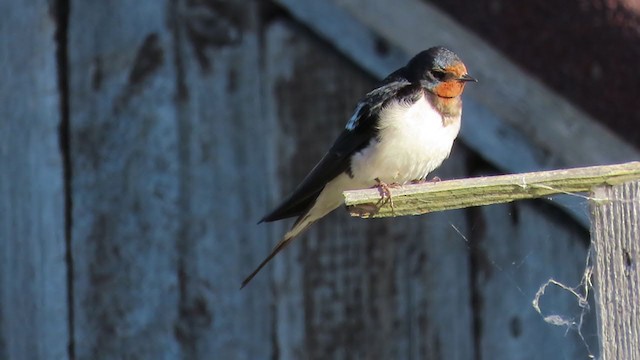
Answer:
373, 178, 398, 215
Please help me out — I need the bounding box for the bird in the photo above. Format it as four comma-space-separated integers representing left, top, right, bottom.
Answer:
242, 46, 476, 287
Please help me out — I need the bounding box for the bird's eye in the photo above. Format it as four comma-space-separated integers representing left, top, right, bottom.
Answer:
431, 70, 447, 81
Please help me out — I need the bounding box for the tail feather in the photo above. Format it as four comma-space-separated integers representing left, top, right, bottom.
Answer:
240, 236, 292, 289
242, 174, 350, 288
241, 214, 314, 288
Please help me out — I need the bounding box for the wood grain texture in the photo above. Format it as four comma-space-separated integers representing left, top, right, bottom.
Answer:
345, 162, 640, 218
0, 1, 69, 359
591, 181, 640, 360
171, 2, 275, 358
68, 1, 181, 358
262, 20, 475, 359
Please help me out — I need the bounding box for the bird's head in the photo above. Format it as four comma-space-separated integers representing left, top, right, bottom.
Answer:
407, 46, 476, 98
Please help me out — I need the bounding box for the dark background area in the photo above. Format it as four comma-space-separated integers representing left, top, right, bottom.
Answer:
432, 0, 640, 146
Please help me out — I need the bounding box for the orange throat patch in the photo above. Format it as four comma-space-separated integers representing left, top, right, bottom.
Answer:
434, 81, 466, 98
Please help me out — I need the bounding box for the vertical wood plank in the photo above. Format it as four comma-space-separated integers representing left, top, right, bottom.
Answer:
68, 1, 181, 358
470, 197, 596, 359
591, 181, 640, 360
0, 1, 69, 359
263, 20, 475, 359
170, 1, 275, 358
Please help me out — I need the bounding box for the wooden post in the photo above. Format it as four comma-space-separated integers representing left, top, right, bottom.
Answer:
590, 180, 640, 360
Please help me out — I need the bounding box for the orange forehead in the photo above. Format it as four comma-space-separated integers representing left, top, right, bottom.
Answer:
444, 62, 468, 78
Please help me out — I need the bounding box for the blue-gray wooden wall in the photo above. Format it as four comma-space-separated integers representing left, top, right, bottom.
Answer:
1, 1, 596, 359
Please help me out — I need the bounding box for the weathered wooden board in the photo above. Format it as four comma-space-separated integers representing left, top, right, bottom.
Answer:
67, 1, 281, 358
170, 2, 275, 358
261, 20, 475, 359
591, 181, 640, 360
0, 1, 69, 359
469, 198, 596, 359
68, 1, 181, 358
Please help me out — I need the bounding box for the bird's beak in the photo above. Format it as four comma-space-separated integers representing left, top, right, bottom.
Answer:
458, 74, 477, 82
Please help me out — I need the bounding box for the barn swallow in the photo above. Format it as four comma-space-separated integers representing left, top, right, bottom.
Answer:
242, 46, 476, 287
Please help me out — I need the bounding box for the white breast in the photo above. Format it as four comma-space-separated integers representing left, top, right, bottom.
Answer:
350, 94, 460, 185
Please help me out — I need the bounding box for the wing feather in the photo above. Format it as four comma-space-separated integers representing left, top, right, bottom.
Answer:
260, 76, 414, 223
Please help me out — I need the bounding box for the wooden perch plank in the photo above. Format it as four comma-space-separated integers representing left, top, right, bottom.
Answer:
590, 181, 640, 360
344, 162, 640, 218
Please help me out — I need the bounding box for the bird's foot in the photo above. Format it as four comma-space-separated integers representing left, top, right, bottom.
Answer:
373, 178, 399, 215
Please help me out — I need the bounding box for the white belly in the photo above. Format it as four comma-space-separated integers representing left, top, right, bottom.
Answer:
350, 95, 460, 184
